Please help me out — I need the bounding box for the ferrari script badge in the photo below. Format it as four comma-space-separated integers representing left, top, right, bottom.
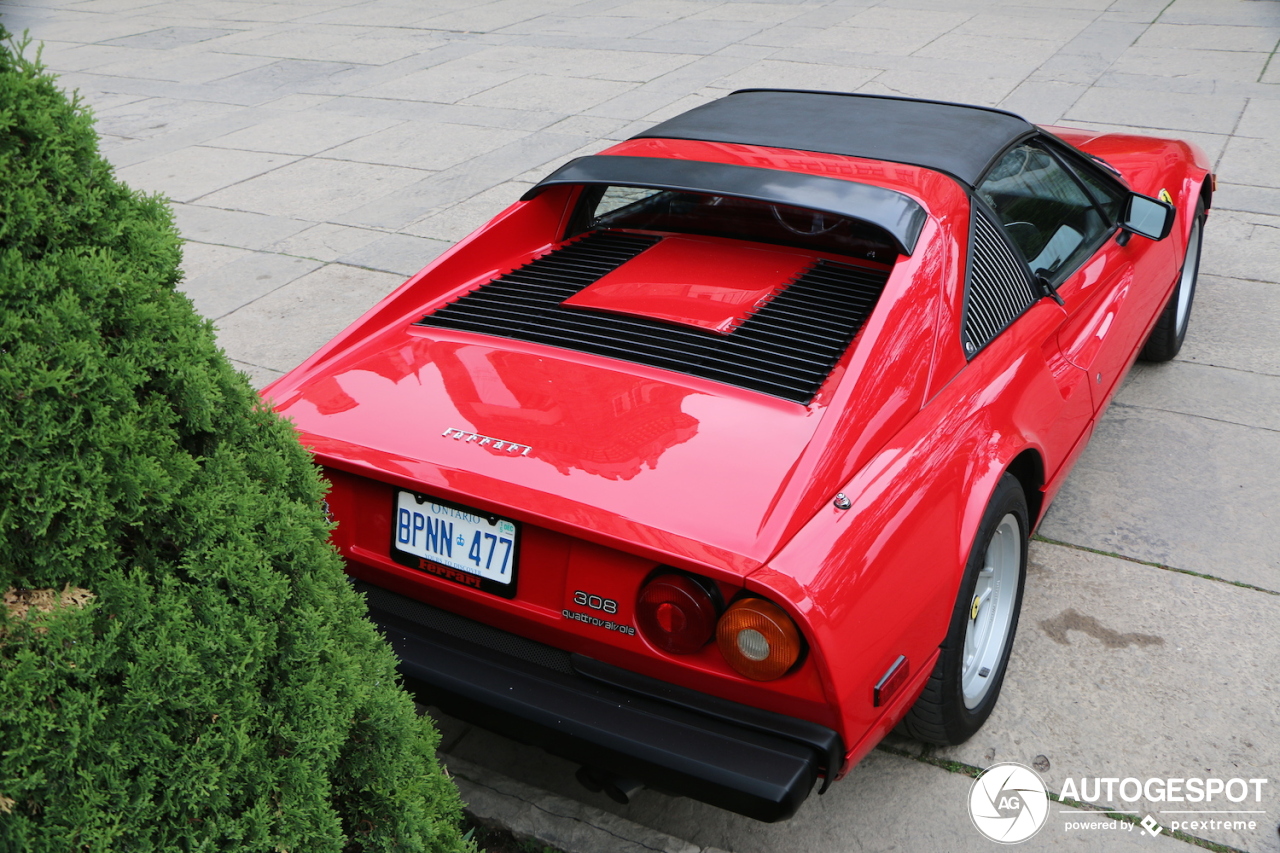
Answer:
442, 427, 532, 456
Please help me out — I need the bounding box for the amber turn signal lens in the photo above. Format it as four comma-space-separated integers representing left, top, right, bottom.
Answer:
636, 573, 718, 654
716, 598, 802, 681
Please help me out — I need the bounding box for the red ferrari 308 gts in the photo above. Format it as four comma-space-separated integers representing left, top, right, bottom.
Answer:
265, 90, 1212, 821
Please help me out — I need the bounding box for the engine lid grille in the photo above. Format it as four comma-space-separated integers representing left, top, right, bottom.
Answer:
416, 230, 890, 404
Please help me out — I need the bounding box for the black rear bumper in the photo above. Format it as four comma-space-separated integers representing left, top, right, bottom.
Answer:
356, 581, 842, 822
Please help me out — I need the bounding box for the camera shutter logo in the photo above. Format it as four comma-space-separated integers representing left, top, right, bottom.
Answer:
968, 762, 1050, 843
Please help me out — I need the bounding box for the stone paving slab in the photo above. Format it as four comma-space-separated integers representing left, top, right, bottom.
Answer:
180, 251, 324, 321
1065, 87, 1248, 134
1216, 183, 1280, 218
197, 157, 433, 220
1117, 360, 1280, 433
443, 754, 701, 853
933, 542, 1280, 853
1038, 404, 1280, 591
91, 96, 247, 141
1178, 274, 1280, 376
329, 131, 595, 229
268, 222, 393, 265
178, 240, 254, 283
336, 232, 451, 277
1219, 136, 1280, 192
213, 263, 403, 376
113, 145, 299, 203
320, 121, 528, 171
168, 202, 312, 252
93, 50, 279, 86
203, 111, 405, 157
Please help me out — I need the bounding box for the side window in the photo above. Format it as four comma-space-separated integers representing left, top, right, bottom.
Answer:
1073, 162, 1126, 223
592, 186, 664, 222
977, 142, 1111, 281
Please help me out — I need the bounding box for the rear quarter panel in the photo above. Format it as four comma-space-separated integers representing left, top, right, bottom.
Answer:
757, 285, 1091, 771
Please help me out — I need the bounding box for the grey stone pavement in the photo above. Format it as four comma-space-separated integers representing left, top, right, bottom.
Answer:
5, 0, 1279, 849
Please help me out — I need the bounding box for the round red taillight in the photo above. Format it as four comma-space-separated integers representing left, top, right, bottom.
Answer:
636, 573, 718, 654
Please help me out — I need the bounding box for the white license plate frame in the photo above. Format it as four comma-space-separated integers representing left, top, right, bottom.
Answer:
390, 491, 519, 598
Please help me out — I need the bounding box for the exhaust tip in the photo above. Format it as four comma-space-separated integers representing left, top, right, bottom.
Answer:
576, 766, 644, 804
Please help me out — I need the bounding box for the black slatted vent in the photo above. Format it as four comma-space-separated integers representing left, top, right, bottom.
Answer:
417, 230, 890, 404
963, 212, 1039, 355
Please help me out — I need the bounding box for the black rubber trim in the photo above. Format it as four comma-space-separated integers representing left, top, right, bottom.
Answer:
523, 154, 927, 256
359, 579, 574, 674
354, 581, 835, 821
571, 654, 842, 795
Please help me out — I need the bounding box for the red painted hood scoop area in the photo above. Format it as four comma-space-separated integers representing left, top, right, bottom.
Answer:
561, 235, 812, 334
415, 229, 891, 405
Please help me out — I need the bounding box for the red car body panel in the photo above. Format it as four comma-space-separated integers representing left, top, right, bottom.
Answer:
266, 92, 1211, 814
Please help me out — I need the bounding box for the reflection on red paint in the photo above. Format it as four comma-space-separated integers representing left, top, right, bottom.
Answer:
433, 343, 699, 480
303, 375, 358, 415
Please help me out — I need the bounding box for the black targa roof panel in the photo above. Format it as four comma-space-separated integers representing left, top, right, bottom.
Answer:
634, 90, 1036, 188
522, 155, 929, 255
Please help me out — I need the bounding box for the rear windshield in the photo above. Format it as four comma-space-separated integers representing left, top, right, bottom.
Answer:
571, 185, 898, 264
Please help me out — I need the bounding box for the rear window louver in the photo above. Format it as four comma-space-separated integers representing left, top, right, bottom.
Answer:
963, 212, 1039, 355
416, 230, 890, 404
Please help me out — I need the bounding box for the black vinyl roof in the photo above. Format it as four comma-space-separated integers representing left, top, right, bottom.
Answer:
634, 90, 1036, 188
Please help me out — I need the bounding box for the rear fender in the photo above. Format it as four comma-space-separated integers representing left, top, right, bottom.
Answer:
1170, 167, 1213, 256
754, 346, 1053, 757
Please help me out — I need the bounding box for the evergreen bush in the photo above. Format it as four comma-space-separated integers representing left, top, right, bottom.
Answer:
0, 30, 474, 853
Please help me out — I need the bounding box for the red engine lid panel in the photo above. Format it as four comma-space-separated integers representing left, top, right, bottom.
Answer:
561, 234, 814, 334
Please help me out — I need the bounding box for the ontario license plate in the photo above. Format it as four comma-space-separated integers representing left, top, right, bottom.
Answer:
390, 491, 518, 598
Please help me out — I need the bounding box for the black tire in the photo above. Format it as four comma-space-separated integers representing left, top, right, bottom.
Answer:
1140, 200, 1204, 362
899, 473, 1028, 746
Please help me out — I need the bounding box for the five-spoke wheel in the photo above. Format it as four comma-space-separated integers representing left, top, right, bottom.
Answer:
900, 473, 1029, 745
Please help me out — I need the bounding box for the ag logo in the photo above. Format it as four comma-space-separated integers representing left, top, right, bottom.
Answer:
968, 762, 1050, 844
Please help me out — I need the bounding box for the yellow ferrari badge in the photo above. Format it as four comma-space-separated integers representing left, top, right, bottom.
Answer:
1159, 189, 1174, 205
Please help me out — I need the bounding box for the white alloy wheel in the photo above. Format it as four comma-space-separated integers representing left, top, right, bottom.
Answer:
1175, 215, 1201, 337
1140, 198, 1205, 363
961, 513, 1021, 710
899, 473, 1027, 745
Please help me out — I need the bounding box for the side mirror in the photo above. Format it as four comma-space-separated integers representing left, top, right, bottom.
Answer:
1121, 193, 1175, 241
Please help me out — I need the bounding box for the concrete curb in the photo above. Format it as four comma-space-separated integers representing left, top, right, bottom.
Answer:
442, 753, 726, 853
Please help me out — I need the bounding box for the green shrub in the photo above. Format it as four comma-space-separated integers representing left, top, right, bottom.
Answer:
0, 30, 474, 853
